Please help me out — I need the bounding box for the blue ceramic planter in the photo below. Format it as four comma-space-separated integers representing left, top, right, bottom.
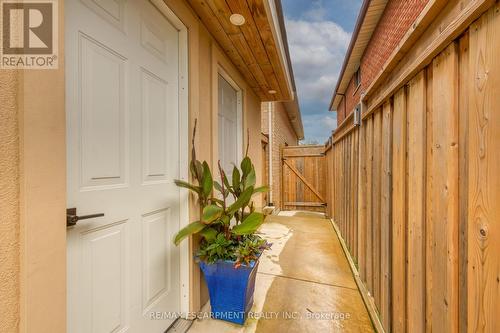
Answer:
199, 258, 259, 325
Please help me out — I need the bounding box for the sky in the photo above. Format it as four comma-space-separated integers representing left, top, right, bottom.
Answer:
281, 0, 363, 144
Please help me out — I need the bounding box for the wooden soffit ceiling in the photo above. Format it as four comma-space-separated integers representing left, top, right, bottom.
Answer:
188, 0, 293, 101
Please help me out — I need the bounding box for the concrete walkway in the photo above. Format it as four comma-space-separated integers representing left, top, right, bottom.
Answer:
187, 211, 374, 333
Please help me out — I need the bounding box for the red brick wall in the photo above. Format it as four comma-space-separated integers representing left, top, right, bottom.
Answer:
261, 102, 299, 208
344, 75, 362, 123
338, 0, 429, 126
337, 98, 346, 124
361, 0, 429, 87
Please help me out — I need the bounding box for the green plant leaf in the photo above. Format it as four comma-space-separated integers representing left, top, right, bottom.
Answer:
227, 186, 253, 215
253, 186, 269, 194
221, 169, 232, 193
213, 181, 229, 198
174, 179, 201, 193
202, 204, 223, 223
221, 215, 230, 226
211, 198, 224, 206
190, 160, 197, 180
190, 160, 203, 182
213, 181, 223, 192
232, 212, 264, 235
200, 227, 218, 242
244, 168, 256, 188
232, 166, 241, 191
240, 157, 252, 176
174, 221, 205, 245
201, 161, 213, 196
196, 162, 204, 181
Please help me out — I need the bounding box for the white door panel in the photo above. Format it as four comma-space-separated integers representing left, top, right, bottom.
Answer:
66, 0, 182, 332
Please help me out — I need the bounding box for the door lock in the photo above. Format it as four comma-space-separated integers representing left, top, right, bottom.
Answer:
66, 208, 104, 227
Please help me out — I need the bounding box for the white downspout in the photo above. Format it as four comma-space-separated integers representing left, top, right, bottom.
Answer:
268, 102, 273, 205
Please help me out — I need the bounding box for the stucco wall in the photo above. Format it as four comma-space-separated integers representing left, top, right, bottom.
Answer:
165, 0, 264, 309
0, 70, 20, 333
246, 85, 264, 208
0, 1, 67, 332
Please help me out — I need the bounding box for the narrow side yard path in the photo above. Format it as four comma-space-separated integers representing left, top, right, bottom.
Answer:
188, 211, 374, 333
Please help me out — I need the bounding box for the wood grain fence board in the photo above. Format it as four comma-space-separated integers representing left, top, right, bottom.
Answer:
342, 139, 346, 237
372, 109, 382, 308
303, 158, 309, 203
325, 150, 329, 216
283, 155, 290, 205
329, 147, 335, 217
458, 32, 469, 333
392, 87, 407, 333
342, 139, 346, 238
406, 70, 427, 332
283, 202, 326, 207
348, 134, 352, 254
321, 157, 327, 203
339, 141, 343, 230
468, 6, 500, 332
358, 121, 367, 282
360, 121, 367, 282
338, 142, 341, 230
335, 145, 337, 218
349, 134, 352, 254
348, 135, 351, 248
346, 137, 349, 243
343, 138, 348, 246
380, 101, 393, 331
335, 145, 339, 221
425, 63, 434, 333
366, 115, 374, 295
346, 136, 350, 249
333, 146, 336, 217
334, 147, 337, 220
279, 148, 283, 210
293, 156, 298, 203
311, 157, 318, 204
282, 145, 325, 157
349, 132, 355, 253
338, 142, 342, 232
429, 42, 459, 333
346, 137, 349, 248
353, 128, 359, 262
344, 139, 348, 238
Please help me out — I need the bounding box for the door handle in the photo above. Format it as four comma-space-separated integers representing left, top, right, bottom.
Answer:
66, 208, 104, 227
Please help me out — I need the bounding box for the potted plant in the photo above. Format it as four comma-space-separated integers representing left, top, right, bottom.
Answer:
173, 121, 270, 325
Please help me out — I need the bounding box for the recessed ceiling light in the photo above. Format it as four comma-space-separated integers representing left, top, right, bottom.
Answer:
230, 13, 245, 26
268, 90, 277, 94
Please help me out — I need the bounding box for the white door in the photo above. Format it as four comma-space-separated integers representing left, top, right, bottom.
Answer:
218, 75, 241, 175
66, 0, 184, 332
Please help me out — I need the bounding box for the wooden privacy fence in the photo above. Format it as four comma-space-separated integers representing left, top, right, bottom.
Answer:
325, 3, 499, 333
281, 145, 326, 212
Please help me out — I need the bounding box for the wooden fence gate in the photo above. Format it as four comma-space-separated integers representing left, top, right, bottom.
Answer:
281, 145, 327, 212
